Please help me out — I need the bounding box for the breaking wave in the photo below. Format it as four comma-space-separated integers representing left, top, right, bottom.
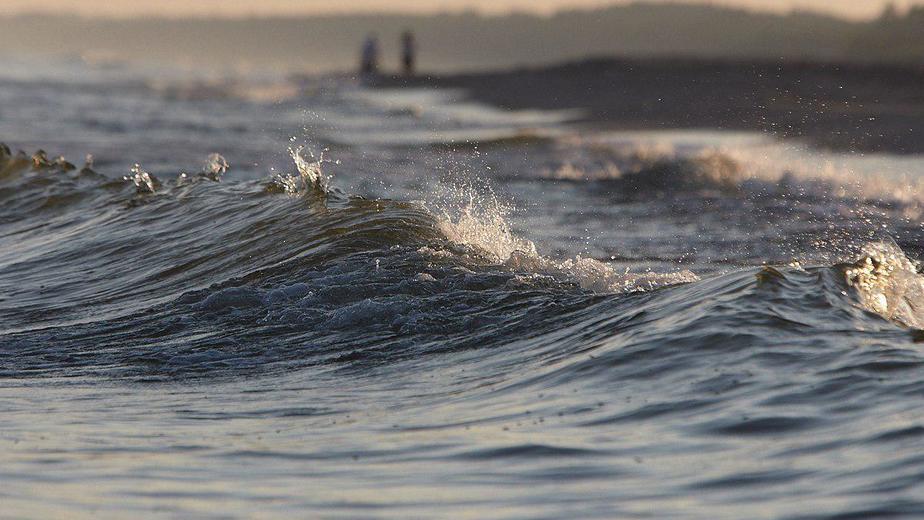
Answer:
541, 135, 924, 212
546, 147, 744, 193
2, 141, 924, 381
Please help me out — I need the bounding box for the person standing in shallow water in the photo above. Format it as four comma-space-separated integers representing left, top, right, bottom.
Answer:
359, 34, 380, 79
401, 31, 416, 77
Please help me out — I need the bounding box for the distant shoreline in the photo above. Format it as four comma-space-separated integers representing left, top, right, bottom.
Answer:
377, 57, 924, 155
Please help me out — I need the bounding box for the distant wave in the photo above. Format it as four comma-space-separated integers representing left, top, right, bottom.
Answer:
540, 136, 924, 210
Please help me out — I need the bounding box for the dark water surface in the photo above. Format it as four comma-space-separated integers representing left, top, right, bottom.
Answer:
2, 62, 924, 518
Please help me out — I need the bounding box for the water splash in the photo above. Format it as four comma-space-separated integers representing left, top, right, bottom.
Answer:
202, 153, 229, 181
844, 241, 924, 329
431, 180, 696, 293
269, 146, 332, 196
435, 184, 537, 262
80, 154, 97, 175
125, 164, 158, 194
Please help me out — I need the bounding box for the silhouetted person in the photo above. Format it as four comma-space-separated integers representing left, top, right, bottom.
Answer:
401, 31, 416, 77
360, 34, 380, 79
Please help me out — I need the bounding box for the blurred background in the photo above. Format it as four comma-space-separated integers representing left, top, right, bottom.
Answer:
6, 4, 924, 519
1, 0, 923, 73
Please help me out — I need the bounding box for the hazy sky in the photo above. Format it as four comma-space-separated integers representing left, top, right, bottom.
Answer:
1, 0, 921, 20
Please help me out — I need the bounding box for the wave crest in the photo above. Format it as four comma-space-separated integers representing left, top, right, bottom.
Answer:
1, 144, 82, 179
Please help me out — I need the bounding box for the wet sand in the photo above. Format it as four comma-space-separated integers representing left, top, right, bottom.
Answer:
379, 57, 924, 154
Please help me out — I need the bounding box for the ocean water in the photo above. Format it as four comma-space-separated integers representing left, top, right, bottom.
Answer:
3, 61, 924, 519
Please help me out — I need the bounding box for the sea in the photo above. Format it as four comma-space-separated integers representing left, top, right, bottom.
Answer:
3, 57, 924, 519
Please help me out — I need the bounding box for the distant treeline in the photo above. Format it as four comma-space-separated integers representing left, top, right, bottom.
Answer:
1, 3, 922, 72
